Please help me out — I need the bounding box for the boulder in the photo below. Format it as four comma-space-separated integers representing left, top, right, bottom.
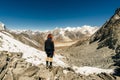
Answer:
22, 66, 39, 77
97, 73, 116, 80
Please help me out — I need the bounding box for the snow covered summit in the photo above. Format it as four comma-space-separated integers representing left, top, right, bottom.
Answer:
0, 22, 6, 30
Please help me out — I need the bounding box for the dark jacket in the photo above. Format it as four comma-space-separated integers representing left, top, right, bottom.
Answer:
44, 38, 55, 52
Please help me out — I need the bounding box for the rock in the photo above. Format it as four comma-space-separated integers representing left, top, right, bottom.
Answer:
0, 54, 8, 72
13, 68, 26, 75
0, 69, 8, 80
37, 64, 53, 80
86, 74, 102, 80
113, 67, 120, 76
0, 52, 9, 80
9, 52, 23, 58
12, 57, 28, 75
15, 60, 27, 68
18, 76, 35, 80
52, 66, 64, 80
63, 71, 82, 80
22, 66, 39, 77
97, 73, 116, 80
3, 70, 14, 80
64, 67, 75, 72
116, 76, 120, 80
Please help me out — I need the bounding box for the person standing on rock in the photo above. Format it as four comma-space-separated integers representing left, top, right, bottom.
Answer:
44, 34, 55, 69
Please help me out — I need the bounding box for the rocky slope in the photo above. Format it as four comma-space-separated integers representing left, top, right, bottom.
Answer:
8, 30, 44, 50
61, 8, 120, 77
90, 8, 120, 76
0, 51, 119, 80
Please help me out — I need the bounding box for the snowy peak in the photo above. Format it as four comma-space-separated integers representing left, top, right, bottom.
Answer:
52, 25, 99, 42
54, 25, 98, 34
0, 22, 6, 30
114, 8, 120, 20
9, 25, 99, 47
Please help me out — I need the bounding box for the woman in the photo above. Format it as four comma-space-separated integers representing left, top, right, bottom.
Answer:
44, 34, 55, 69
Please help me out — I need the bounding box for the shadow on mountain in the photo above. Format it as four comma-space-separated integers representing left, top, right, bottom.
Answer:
61, 8, 120, 78
92, 8, 120, 77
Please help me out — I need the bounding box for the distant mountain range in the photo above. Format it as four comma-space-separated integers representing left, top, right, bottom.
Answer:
10, 25, 98, 41
7, 25, 98, 50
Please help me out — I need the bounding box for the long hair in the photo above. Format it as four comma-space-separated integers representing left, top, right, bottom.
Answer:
47, 34, 53, 39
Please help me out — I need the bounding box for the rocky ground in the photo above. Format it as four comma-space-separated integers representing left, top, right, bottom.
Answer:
60, 41, 115, 69
0, 51, 120, 80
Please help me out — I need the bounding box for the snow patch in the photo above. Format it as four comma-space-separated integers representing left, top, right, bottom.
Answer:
63, 70, 69, 74
73, 66, 114, 76
0, 22, 5, 27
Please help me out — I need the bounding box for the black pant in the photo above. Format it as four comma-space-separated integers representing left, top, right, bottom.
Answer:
46, 52, 54, 58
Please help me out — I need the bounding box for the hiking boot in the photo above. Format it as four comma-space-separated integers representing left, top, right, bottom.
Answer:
49, 65, 52, 69
46, 61, 49, 69
46, 66, 49, 69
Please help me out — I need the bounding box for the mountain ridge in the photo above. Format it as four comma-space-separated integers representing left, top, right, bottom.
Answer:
8, 25, 98, 50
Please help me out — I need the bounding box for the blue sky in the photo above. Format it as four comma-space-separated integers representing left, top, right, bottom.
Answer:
0, 0, 120, 30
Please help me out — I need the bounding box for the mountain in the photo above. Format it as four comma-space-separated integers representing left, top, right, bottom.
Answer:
61, 8, 120, 77
52, 25, 98, 42
89, 8, 120, 76
0, 22, 6, 30
8, 30, 44, 50
90, 8, 120, 50
9, 25, 98, 50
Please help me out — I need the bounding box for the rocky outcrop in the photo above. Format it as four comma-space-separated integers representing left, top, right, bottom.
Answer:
89, 8, 120, 75
0, 51, 119, 80
90, 8, 120, 50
